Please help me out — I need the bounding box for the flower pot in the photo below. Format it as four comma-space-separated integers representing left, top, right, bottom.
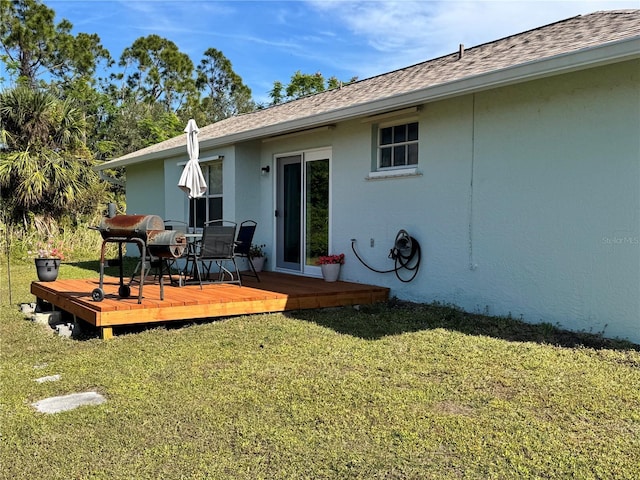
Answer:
320, 263, 341, 282
35, 258, 61, 282
252, 256, 265, 273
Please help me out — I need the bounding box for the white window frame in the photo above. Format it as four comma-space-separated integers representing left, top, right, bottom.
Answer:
189, 158, 223, 228
377, 119, 419, 171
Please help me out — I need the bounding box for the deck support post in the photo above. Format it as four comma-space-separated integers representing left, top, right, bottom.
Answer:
101, 327, 113, 340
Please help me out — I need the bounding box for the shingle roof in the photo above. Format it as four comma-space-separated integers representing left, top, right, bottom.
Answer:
104, 10, 640, 166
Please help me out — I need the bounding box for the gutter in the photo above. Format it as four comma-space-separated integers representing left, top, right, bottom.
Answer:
94, 36, 640, 172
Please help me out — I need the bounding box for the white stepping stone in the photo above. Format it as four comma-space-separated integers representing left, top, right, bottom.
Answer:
32, 391, 106, 414
35, 374, 61, 383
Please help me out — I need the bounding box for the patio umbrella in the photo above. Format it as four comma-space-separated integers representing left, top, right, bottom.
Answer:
178, 119, 207, 198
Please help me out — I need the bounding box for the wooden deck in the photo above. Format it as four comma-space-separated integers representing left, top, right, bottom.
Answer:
30, 272, 389, 339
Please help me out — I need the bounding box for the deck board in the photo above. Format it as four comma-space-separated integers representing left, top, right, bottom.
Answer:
30, 272, 389, 338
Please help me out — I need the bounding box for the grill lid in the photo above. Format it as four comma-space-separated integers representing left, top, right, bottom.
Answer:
97, 214, 164, 240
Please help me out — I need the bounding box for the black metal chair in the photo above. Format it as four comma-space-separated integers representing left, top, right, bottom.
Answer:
187, 220, 241, 288
130, 245, 163, 286
234, 220, 260, 282
163, 219, 188, 233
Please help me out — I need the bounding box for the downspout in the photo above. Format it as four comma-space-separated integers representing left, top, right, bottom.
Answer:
468, 94, 477, 271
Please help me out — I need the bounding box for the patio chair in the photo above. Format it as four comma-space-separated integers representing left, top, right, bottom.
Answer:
128, 247, 172, 300
163, 219, 188, 233
234, 220, 260, 282
130, 245, 164, 285
187, 220, 241, 288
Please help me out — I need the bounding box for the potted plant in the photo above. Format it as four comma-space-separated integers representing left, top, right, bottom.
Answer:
32, 241, 65, 282
316, 253, 345, 282
249, 244, 267, 272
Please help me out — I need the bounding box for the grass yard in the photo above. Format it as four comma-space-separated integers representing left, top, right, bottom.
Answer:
1, 261, 639, 479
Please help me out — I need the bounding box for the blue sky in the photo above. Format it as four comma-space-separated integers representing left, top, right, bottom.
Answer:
10, 1, 640, 103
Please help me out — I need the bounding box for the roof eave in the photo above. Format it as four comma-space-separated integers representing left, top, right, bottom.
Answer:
95, 36, 639, 172
93, 144, 186, 171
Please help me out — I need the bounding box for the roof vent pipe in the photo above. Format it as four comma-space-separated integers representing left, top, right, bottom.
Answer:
458, 44, 464, 60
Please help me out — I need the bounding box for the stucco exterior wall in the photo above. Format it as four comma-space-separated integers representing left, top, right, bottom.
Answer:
126, 162, 165, 216
162, 152, 189, 222
262, 60, 640, 342
470, 60, 639, 341
124, 59, 638, 343
234, 141, 262, 236
128, 146, 238, 221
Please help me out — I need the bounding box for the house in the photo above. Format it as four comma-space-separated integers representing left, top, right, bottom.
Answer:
96, 10, 640, 343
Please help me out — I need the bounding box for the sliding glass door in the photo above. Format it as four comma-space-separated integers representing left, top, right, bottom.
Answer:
276, 148, 331, 275
277, 155, 302, 271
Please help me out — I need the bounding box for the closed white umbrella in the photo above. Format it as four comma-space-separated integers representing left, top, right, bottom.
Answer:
178, 119, 207, 198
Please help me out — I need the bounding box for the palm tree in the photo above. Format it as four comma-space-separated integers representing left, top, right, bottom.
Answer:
0, 85, 106, 225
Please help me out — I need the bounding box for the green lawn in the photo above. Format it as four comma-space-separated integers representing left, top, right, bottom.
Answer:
1, 261, 639, 479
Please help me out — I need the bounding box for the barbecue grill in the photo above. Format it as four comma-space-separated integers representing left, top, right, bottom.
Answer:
91, 214, 187, 303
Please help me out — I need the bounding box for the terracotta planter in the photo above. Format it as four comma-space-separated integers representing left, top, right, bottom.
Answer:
320, 263, 341, 282
35, 258, 61, 282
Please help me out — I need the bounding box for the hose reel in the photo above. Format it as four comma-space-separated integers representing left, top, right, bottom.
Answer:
351, 229, 421, 283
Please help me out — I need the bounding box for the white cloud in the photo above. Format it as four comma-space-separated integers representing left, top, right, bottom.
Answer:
307, 0, 640, 78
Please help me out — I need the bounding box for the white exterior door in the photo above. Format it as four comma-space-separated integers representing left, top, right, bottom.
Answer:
275, 148, 331, 276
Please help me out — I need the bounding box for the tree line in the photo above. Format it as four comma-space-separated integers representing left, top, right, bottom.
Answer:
0, 0, 355, 229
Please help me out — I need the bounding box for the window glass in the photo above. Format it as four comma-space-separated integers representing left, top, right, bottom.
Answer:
380, 127, 393, 145
380, 147, 392, 168
393, 124, 406, 143
190, 198, 206, 228
208, 197, 223, 221
407, 143, 418, 165
377, 121, 419, 169
394, 145, 406, 166
208, 160, 223, 194
188, 159, 223, 227
305, 159, 329, 267
407, 122, 418, 141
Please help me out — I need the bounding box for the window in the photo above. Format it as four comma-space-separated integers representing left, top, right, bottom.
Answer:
378, 121, 418, 169
189, 159, 223, 228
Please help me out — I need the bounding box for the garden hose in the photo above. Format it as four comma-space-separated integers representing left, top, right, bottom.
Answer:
350, 230, 421, 283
